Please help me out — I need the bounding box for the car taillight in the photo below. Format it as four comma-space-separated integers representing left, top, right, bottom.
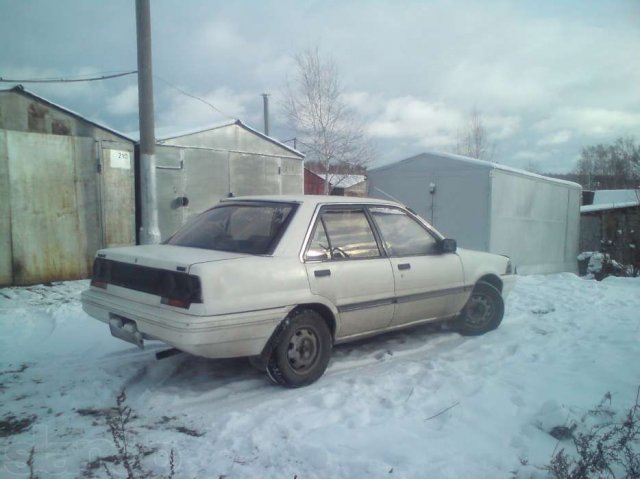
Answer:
91, 257, 110, 288
91, 279, 107, 289
161, 297, 191, 309
157, 271, 202, 309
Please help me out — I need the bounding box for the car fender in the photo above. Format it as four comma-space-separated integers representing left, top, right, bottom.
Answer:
456, 248, 510, 293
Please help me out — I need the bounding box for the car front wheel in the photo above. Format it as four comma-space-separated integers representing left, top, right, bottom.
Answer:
456, 282, 504, 336
267, 309, 332, 388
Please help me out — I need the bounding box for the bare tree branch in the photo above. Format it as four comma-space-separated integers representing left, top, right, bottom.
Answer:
453, 107, 495, 161
283, 47, 374, 194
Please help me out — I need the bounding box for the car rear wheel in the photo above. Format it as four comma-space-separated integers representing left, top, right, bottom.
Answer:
267, 309, 332, 387
456, 282, 504, 336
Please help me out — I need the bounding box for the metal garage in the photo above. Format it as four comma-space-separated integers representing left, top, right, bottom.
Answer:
368, 151, 582, 274
0, 86, 135, 286
0, 88, 304, 285
150, 121, 304, 239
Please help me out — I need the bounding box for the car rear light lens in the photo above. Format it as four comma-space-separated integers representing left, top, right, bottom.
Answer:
91, 258, 110, 288
161, 297, 191, 309
91, 279, 107, 289
157, 271, 202, 309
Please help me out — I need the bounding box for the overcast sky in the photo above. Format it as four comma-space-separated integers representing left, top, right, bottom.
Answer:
1, 0, 639, 172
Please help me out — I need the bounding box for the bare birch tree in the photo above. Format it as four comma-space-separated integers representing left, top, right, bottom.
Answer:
454, 107, 495, 161
283, 47, 373, 194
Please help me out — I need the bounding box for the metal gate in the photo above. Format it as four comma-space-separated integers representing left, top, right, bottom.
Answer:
0, 131, 135, 285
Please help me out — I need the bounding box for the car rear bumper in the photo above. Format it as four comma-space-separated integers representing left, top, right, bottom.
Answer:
81, 288, 289, 359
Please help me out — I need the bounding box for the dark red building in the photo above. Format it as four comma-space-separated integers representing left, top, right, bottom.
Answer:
304, 168, 325, 195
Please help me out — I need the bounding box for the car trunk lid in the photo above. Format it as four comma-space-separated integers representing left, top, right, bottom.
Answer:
97, 244, 247, 271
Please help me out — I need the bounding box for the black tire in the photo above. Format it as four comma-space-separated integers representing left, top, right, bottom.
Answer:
267, 309, 332, 388
456, 282, 504, 336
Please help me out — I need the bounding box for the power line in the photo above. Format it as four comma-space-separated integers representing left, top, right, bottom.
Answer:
0, 70, 138, 83
154, 74, 236, 120
0, 69, 238, 122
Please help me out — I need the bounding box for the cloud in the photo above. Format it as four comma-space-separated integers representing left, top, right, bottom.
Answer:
515, 150, 546, 161
484, 115, 521, 140
367, 97, 462, 141
157, 86, 256, 131
3, 0, 639, 172
106, 84, 138, 116
534, 109, 640, 137
359, 95, 521, 152
537, 130, 572, 146
198, 20, 250, 52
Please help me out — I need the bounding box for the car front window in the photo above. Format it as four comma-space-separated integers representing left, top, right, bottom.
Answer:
166, 202, 295, 254
370, 207, 438, 256
306, 209, 381, 260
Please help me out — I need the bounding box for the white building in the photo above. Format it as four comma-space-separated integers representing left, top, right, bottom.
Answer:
368, 152, 582, 274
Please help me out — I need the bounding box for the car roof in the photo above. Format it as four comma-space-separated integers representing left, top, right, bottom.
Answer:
220, 195, 402, 207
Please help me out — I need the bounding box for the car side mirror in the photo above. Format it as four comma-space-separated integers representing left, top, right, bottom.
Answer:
441, 238, 457, 253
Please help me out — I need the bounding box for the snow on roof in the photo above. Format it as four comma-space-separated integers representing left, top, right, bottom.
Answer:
2, 85, 134, 141
371, 151, 582, 190
328, 174, 367, 189
581, 189, 640, 213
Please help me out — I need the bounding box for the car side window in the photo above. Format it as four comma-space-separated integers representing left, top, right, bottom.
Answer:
370, 207, 438, 256
306, 220, 331, 261
305, 209, 381, 260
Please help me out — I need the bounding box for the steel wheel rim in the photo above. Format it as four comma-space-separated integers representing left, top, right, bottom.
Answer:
287, 327, 320, 374
466, 293, 494, 327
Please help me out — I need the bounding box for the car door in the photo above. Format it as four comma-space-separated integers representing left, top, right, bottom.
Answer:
369, 206, 466, 327
304, 206, 395, 338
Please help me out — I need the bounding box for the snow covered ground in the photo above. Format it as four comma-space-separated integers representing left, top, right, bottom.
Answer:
1, 273, 639, 478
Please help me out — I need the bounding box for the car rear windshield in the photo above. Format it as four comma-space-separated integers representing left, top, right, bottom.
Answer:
165, 202, 296, 254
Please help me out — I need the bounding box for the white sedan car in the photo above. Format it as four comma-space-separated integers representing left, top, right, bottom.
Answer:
82, 195, 516, 387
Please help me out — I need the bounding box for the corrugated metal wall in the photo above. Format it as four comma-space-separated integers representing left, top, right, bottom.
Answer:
3, 131, 95, 284
99, 141, 136, 247
489, 171, 580, 274
0, 90, 135, 285
0, 132, 135, 285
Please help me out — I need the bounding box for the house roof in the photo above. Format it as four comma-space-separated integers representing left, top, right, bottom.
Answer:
580, 189, 640, 213
131, 120, 304, 158
371, 151, 582, 189
127, 120, 238, 142
1, 85, 134, 141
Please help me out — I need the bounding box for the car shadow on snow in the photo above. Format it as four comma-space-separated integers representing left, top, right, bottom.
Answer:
112, 320, 461, 394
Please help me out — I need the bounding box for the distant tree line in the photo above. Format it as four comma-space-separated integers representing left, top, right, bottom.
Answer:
572, 136, 640, 189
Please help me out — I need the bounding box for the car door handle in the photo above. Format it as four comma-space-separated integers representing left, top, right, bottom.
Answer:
398, 263, 411, 271
314, 269, 331, 277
